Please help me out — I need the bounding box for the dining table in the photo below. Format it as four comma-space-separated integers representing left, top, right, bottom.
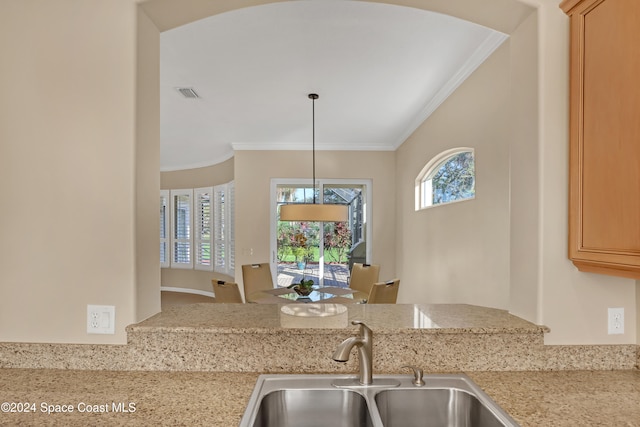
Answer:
249, 286, 368, 304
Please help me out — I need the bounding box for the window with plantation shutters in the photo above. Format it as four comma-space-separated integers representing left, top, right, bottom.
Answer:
161, 183, 234, 274
227, 181, 235, 275
212, 182, 235, 275
170, 189, 193, 268
160, 190, 170, 268
212, 185, 224, 273
194, 187, 213, 271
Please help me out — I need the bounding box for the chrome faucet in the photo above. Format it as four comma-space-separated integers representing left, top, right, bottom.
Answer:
332, 320, 374, 385
331, 320, 401, 389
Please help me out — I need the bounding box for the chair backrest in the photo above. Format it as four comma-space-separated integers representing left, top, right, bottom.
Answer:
367, 279, 400, 304
348, 241, 367, 272
241, 263, 274, 302
211, 280, 243, 303
349, 263, 380, 294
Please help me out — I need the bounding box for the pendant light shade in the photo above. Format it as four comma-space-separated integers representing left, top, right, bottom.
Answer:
279, 94, 348, 222
280, 203, 348, 222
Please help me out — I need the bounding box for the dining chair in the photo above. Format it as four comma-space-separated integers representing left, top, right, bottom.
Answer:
367, 279, 400, 304
349, 263, 380, 295
211, 280, 244, 303
241, 263, 275, 303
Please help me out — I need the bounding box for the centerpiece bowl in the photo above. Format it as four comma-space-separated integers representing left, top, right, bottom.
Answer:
293, 286, 313, 297
288, 278, 314, 297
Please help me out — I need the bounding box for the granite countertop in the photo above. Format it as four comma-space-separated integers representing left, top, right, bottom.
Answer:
129, 303, 549, 334
1, 304, 637, 425
1, 368, 639, 426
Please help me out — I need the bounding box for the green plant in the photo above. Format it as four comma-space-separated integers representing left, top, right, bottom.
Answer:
277, 223, 295, 261
324, 222, 352, 263
277, 222, 322, 263
289, 278, 314, 288
291, 246, 309, 263
290, 232, 310, 263
287, 277, 314, 296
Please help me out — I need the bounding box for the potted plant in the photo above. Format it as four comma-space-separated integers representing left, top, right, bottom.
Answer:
293, 247, 309, 270
291, 232, 309, 270
287, 277, 315, 297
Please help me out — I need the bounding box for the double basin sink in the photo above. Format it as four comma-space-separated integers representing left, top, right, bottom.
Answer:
240, 373, 520, 427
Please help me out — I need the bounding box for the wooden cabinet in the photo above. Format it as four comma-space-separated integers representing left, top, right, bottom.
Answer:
561, 0, 640, 279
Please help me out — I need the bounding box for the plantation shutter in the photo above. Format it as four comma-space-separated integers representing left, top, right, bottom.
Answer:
227, 181, 235, 275
170, 189, 193, 268
213, 184, 226, 273
160, 190, 170, 268
194, 187, 214, 271
161, 182, 234, 273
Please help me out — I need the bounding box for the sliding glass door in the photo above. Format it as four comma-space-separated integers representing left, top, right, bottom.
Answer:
271, 179, 371, 288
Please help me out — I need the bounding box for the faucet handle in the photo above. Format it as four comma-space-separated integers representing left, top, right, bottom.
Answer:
351, 320, 372, 336
351, 320, 368, 329
402, 365, 425, 386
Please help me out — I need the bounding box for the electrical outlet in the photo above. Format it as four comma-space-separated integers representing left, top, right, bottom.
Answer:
87, 305, 115, 334
607, 308, 624, 335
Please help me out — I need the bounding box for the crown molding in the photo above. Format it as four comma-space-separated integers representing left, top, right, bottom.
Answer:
231, 142, 396, 151
391, 31, 508, 150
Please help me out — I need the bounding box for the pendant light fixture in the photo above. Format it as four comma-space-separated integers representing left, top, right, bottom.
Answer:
279, 94, 349, 222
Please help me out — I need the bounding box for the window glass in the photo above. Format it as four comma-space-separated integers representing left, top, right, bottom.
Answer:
195, 188, 212, 270
172, 190, 192, 267
161, 183, 234, 274
416, 148, 475, 210
160, 190, 169, 268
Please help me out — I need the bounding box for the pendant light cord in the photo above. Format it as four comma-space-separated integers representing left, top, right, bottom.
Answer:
309, 93, 319, 204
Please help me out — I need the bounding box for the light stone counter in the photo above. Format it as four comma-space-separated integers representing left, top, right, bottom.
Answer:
0, 304, 638, 425
1, 304, 637, 371
129, 303, 546, 333
124, 303, 636, 372
0, 368, 638, 426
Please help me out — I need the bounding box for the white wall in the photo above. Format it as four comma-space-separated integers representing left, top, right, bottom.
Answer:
233, 150, 396, 295
160, 159, 235, 293
395, 43, 511, 309
136, 5, 163, 323
0, 0, 636, 346
508, 10, 540, 324
395, 1, 637, 344
0, 1, 146, 344
532, 1, 636, 344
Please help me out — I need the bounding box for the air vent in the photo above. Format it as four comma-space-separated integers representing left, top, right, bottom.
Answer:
176, 87, 200, 99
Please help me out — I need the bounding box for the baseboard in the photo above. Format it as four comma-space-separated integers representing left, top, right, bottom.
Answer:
161, 286, 215, 298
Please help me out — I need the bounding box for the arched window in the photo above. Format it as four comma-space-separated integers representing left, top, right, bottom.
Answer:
415, 148, 475, 210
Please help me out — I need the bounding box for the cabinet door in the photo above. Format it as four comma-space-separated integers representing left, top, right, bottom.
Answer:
563, 0, 640, 278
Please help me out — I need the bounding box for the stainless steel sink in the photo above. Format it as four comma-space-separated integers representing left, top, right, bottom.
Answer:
375, 388, 508, 427
252, 389, 373, 427
239, 374, 520, 427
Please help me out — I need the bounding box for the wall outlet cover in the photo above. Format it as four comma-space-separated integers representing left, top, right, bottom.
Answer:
87, 305, 115, 334
607, 307, 624, 335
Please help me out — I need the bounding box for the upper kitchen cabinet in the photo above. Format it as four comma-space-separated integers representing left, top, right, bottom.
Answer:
561, 0, 640, 279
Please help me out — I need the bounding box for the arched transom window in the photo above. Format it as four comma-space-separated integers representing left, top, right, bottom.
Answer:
415, 148, 475, 210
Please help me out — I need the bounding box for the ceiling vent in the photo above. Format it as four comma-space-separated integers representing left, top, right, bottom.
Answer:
176, 87, 200, 99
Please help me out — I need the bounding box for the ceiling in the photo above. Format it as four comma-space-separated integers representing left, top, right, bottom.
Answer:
160, 1, 507, 171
